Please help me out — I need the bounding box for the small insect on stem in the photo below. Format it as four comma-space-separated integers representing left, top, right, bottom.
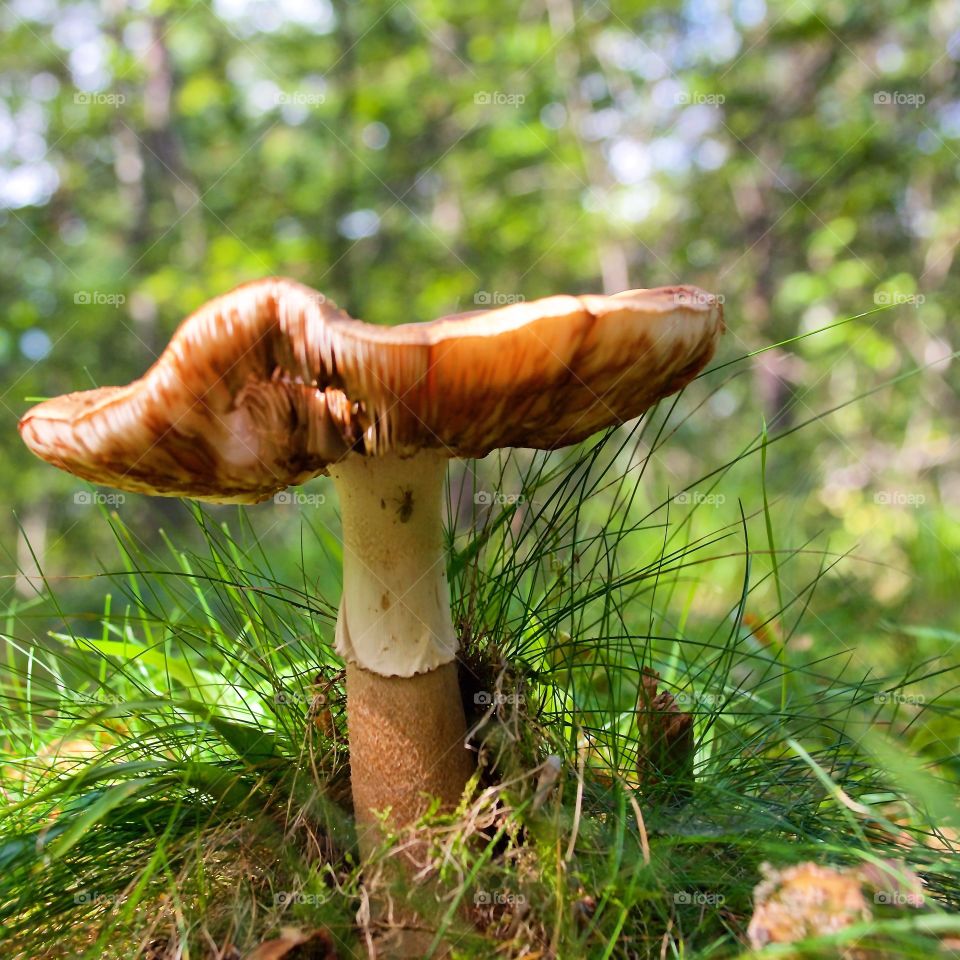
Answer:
394, 486, 415, 522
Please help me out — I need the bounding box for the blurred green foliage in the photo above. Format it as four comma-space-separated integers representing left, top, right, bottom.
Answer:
1, 0, 958, 640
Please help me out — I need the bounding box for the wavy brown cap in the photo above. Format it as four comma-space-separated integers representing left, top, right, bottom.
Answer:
19, 278, 724, 503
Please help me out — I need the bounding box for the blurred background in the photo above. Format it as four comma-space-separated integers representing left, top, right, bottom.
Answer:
1, 0, 958, 665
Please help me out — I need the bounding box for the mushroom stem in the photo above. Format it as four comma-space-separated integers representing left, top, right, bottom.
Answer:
328, 450, 473, 842
345, 660, 472, 841
329, 449, 459, 677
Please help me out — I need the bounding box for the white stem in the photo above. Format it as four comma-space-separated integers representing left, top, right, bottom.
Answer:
328, 449, 457, 678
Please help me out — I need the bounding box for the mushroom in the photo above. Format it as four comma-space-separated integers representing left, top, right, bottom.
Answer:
18, 278, 724, 849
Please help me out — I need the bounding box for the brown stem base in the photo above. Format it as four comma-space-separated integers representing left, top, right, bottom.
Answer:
346, 660, 474, 853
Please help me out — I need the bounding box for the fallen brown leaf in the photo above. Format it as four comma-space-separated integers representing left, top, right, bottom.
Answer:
635, 668, 694, 801
748, 862, 870, 951
245, 927, 337, 960
748, 859, 927, 957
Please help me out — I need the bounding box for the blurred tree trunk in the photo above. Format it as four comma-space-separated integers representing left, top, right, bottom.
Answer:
15, 502, 48, 598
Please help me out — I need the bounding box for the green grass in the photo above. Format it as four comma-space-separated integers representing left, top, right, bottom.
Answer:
1, 316, 959, 958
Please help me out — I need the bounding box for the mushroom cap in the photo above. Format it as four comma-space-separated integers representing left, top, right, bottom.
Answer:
19, 277, 724, 503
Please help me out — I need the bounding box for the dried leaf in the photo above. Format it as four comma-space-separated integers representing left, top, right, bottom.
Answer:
635, 668, 694, 800
747, 860, 927, 955
245, 927, 337, 960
